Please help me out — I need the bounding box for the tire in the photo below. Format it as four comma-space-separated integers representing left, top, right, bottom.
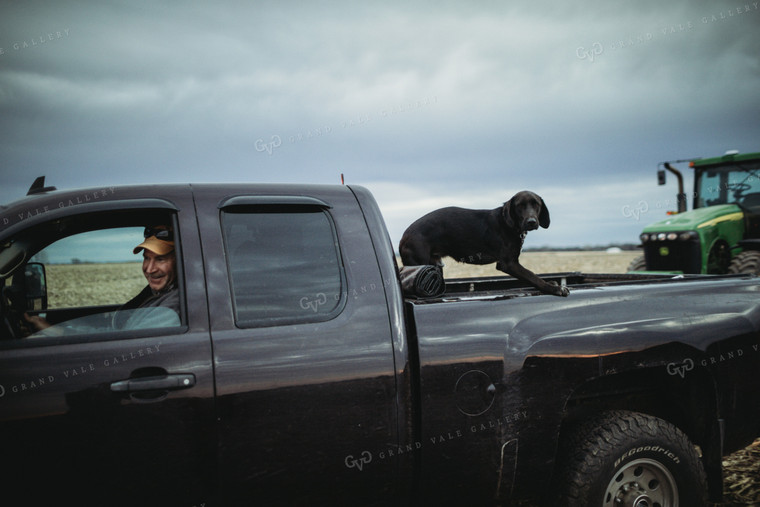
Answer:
551, 410, 708, 507
627, 255, 647, 272
727, 250, 760, 275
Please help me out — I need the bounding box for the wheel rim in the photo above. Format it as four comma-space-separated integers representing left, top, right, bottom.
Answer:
604, 458, 678, 507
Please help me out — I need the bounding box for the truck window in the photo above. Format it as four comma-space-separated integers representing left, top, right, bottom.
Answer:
0, 212, 184, 342
221, 207, 344, 327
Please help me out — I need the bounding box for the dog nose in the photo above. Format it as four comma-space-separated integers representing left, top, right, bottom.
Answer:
525, 217, 538, 230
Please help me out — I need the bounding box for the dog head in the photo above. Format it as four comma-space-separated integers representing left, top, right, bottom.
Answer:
502, 191, 550, 232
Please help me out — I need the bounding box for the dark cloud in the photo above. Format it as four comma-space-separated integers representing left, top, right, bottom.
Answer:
1, 0, 758, 246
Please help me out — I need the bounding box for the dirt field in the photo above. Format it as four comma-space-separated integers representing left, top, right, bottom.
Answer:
437, 250, 641, 278
46, 262, 144, 308
46, 252, 643, 308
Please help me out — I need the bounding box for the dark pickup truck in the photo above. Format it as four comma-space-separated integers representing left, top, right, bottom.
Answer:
1, 181, 759, 506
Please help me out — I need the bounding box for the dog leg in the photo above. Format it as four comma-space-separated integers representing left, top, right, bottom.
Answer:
497, 260, 569, 297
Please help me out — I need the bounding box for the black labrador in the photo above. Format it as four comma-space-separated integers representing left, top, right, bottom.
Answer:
398, 190, 569, 297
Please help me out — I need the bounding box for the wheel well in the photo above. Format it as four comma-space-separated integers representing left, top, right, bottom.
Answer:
556, 367, 723, 498
706, 238, 732, 273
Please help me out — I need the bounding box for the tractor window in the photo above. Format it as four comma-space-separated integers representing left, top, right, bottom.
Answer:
697, 171, 724, 208
696, 167, 760, 209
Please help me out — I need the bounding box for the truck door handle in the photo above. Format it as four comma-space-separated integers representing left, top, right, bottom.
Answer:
110, 373, 196, 393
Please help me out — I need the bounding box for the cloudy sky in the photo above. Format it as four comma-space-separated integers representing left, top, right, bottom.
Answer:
1, 0, 758, 249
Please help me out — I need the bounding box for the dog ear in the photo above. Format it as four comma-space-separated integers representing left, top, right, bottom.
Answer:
502, 200, 517, 229
538, 197, 550, 228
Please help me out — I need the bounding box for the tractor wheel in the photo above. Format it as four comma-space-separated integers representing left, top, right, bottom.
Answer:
550, 410, 708, 507
727, 250, 760, 275
627, 255, 647, 272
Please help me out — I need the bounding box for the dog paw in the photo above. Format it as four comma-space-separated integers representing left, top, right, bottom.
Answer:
545, 281, 569, 297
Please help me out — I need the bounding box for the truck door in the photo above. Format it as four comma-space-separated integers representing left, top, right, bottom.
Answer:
0, 195, 214, 506
196, 187, 400, 505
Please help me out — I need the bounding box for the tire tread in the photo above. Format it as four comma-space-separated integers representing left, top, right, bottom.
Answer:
728, 250, 760, 275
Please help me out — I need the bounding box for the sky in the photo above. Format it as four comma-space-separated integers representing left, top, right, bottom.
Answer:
30, 228, 143, 264
1, 0, 759, 250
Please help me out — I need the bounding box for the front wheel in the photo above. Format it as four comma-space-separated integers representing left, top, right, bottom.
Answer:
627, 255, 647, 272
551, 410, 708, 506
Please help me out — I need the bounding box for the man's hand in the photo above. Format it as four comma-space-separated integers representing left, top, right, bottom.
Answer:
24, 313, 51, 331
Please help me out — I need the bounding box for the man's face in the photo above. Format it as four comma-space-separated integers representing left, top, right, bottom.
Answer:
142, 250, 176, 292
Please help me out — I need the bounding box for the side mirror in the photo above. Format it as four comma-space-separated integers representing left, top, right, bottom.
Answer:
657, 169, 666, 185
24, 262, 48, 311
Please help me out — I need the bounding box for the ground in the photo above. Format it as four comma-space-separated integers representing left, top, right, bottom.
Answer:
437, 250, 641, 278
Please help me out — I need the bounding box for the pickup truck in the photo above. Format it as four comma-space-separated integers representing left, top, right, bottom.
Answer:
1, 180, 759, 506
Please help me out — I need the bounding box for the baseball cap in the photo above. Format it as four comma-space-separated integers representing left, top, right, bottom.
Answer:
133, 226, 175, 255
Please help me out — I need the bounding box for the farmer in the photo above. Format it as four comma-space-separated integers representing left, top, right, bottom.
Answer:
118, 225, 180, 317
25, 225, 180, 332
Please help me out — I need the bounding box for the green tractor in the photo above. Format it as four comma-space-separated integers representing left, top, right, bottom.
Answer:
629, 150, 760, 275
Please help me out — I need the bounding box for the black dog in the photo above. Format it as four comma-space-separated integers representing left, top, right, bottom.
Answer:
399, 190, 569, 297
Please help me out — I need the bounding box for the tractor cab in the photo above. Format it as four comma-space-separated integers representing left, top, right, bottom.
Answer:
693, 154, 760, 239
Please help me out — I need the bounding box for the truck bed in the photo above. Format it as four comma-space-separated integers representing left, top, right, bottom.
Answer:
412, 271, 753, 303
403, 270, 760, 502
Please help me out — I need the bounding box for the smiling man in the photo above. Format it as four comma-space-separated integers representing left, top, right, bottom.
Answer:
109, 225, 181, 329
122, 225, 180, 315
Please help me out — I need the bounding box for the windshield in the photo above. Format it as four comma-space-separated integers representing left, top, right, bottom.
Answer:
695, 163, 760, 209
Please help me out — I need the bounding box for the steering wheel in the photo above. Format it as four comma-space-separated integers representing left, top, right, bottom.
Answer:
727, 182, 752, 199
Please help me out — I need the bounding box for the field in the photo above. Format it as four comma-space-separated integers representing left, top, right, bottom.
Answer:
46, 262, 144, 308
44, 254, 759, 504
437, 250, 641, 278
46, 252, 641, 308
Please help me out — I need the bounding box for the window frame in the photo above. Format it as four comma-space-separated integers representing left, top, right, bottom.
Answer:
0, 208, 188, 348
220, 200, 347, 329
